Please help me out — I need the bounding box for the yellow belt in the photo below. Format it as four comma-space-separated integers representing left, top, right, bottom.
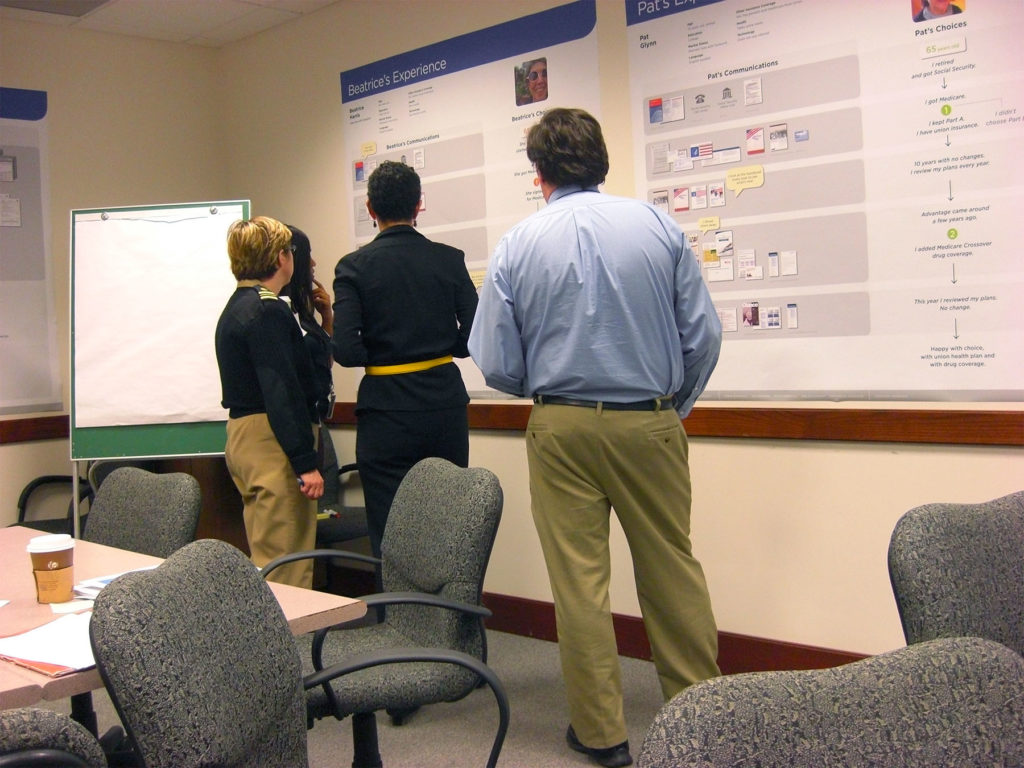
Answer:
365, 355, 453, 376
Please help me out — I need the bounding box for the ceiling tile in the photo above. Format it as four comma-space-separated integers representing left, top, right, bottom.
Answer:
195, 5, 298, 44
0, 0, 341, 47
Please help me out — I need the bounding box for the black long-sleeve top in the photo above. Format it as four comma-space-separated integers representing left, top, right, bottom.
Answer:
215, 283, 319, 474
298, 315, 334, 420
332, 225, 478, 413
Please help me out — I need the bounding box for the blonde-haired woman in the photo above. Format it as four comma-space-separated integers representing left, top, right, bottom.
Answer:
215, 215, 323, 588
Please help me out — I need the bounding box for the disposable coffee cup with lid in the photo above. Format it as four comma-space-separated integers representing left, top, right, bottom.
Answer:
27, 533, 75, 570
27, 534, 75, 603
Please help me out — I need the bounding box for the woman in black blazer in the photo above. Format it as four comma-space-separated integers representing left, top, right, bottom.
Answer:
332, 160, 478, 562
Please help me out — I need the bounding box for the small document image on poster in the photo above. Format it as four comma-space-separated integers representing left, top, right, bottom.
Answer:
354, 161, 365, 182
764, 306, 781, 329
737, 249, 757, 278
663, 96, 685, 123
786, 302, 799, 329
690, 185, 708, 210
1, 195, 22, 227
673, 187, 690, 212
744, 77, 763, 106
781, 250, 798, 276
707, 256, 733, 282
690, 142, 713, 160
672, 150, 694, 172
741, 301, 759, 327
650, 142, 672, 175
717, 306, 738, 332
687, 232, 701, 256
715, 229, 734, 259
0, 155, 15, 181
709, 181, 725, 207
649, 97, 664, 124
769, 123, 789, 151
651, 189, 670, 212
746, 127, 765, 155
702, 242, 718, 265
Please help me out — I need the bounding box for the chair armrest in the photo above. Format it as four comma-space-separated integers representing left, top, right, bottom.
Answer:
309, 593, 492, 670
305, 645, 499, 689
16, 475, 91, 525
0, 750, 100, 768
260, 548, 381, 580
359, 591, 491, 618
303, 647, 509, 768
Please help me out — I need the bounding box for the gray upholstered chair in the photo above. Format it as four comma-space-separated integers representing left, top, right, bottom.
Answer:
86, 459, 158, 495
14, 473, 91, 536
89, 538, 508, 768
262, 457, 506, 768
315, 461, 370, 592
82, 466, 201, 558
13, 460, 157, 538
637, 636, 1024, 768
89, 539, 309, 768
888, 490, 1024, 657
0, 707, 106, 768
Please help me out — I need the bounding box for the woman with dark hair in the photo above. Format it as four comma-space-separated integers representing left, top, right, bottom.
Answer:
284, 225, 339, 511
332, 160, 477, 563
516, 57, 548, 105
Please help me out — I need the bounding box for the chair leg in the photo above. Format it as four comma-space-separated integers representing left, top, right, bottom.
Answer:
351, 711, 383, 768
386, 706, 420, 726
70, 692, 98, 736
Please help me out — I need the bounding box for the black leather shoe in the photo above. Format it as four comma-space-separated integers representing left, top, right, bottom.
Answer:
566, 725, 633, 767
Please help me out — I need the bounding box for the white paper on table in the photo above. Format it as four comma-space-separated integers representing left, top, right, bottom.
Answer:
0, 612, 95, 672
73, 566, 158, 600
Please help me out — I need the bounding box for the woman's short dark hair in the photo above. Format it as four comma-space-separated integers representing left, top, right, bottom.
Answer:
367, 160, 421, 223
526, 108, 609, 188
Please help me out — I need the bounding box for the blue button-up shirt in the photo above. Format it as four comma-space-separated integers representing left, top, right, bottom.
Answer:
468, 186, 721, 417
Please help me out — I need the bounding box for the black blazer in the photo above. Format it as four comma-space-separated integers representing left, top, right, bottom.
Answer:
332, 225, 478, 412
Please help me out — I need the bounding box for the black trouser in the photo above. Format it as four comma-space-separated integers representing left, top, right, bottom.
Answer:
356, 406, 470, 562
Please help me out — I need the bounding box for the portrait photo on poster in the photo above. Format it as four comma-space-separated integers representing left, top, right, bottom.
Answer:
515, 57, 548, 106
911, 0, 965, 23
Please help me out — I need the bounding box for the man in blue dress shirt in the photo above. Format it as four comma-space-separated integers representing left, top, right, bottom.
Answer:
469, 108, 721, 768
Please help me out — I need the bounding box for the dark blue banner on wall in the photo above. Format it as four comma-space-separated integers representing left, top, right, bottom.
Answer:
0, 87, 48, 120
624, 0, 726, 27
340, 0, 596, 103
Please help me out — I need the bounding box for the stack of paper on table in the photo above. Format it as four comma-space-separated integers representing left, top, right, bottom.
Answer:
0, 612, 94, 677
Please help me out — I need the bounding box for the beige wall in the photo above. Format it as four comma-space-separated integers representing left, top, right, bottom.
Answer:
2, 1, 1021, 656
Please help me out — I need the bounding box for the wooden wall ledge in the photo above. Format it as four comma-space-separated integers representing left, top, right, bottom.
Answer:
4, 406, 1022, 447
330, 402, 1023, 447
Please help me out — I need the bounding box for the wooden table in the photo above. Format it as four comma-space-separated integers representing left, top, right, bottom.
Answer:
0, 526, 365, 710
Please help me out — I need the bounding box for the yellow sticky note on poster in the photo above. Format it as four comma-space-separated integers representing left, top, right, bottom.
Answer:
698, 216, 720, 234
726, 165, 764, 197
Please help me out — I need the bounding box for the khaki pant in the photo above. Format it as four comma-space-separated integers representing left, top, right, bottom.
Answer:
225, 413, 317, 588
527, 403, 720, 749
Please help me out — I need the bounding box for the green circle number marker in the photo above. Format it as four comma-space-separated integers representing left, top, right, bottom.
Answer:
947, 228, 958, 240
941, 104, 952, 116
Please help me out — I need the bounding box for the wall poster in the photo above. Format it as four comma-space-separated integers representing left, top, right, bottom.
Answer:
339, 0, 601, 395
627, 0, 1023, 401
0, 87, 61, 415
